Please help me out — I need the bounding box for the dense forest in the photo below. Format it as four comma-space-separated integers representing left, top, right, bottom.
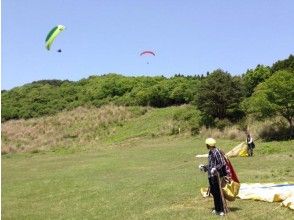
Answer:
2, 55, 294, 136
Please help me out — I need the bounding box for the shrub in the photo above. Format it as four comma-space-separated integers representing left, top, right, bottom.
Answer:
172, 105, 201, 135
215, 119, 232, 131
258, 120, 293, 141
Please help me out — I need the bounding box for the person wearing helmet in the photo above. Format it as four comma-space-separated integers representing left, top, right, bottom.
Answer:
199, 138, 227, 216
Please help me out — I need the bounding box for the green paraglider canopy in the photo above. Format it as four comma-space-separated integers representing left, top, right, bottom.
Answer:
45, 25, 65, 50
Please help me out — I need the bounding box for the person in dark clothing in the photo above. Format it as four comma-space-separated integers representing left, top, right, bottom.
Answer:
246, 133, 255, 157
199, 138, 227, 216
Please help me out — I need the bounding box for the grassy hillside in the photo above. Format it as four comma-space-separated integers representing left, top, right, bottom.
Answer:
2, 137, 294, 219
2, 105, 292, 155
2, 105, 201, 154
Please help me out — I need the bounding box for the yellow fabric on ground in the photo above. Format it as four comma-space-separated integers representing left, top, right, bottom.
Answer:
195, 154, 208, 158
238, 148, 248, 157
200, 187, 210, 197
226, 142, 248, 157
196, 142, 249, 158
238, 183, 294, 210
223, 180, 240, 201
200, 180, 240, 202
282, 196, 294, 210
201, 183, 294, 210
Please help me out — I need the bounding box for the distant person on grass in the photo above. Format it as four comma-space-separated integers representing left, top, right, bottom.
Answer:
246, 133, 255, 157
199, 138, 227, 216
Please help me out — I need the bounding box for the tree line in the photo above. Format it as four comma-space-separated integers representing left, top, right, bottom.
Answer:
2, 55, 293, 136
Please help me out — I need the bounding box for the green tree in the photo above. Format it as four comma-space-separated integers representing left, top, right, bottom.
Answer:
243, 70, 294, 136
169, 77, 200, 105
243, 65, 272, 97
197, 69, 244, 122
271, 54, 294, 73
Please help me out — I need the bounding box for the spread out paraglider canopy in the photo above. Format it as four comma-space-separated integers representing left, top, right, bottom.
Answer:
45, 25, 65, 50
140, 51, 155, 56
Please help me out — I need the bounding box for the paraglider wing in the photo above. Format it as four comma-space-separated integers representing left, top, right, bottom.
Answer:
45, 25, 65, 50
140, 51, 155, 56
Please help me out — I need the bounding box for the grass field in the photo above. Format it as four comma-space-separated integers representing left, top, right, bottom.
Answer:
2, 137, 294, 219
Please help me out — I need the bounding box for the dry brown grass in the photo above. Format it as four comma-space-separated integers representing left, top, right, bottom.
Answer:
2, 105, 291, 154
1, 105, 134, 153
199, 126, 246, 141
198, 116, 292, 142
249, 118, 292, 140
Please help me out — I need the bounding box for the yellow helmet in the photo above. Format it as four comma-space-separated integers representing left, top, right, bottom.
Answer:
205, 138, 216, 146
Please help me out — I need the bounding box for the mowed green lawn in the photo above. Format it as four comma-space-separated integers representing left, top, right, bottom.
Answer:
2, 137, 294, 220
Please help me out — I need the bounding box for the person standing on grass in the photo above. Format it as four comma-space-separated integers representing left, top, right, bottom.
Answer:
199, 138, 227, 216
246, 133, 255, 157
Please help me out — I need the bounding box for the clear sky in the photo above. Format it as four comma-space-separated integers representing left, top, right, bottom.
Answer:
2, 0, 294, 90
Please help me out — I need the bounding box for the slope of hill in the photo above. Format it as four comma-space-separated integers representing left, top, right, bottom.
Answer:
1, 105, 202, 154
3, 103, 292, 154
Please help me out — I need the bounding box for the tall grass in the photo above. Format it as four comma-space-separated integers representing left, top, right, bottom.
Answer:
2, 105, 185, 154
244, 116, 293, 141
2, 105, 292, 154
1, 105, 138, 154
199, 116, 293, 142
199, 126, 246, 141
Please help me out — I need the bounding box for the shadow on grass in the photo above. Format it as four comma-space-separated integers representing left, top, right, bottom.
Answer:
229, 207, 242, 212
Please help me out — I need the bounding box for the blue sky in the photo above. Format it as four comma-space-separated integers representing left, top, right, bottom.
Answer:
2, 0, 294, 90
